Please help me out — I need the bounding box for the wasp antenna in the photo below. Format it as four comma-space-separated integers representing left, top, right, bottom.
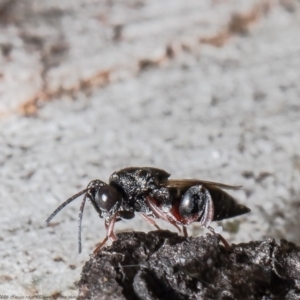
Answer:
44, 188, 88, 227
78, 194, 87, 253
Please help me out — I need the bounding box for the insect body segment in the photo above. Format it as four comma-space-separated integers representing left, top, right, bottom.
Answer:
44, 167, 250, 253
178, 185, 214, 226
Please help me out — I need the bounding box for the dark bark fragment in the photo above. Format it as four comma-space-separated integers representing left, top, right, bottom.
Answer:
78, 230, 300, 300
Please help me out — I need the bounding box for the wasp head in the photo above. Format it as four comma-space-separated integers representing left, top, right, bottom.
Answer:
87, 180, 123, 218
44, 179, 123, 253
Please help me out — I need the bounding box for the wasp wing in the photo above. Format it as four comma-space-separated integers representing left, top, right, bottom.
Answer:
161, 179, 242, 190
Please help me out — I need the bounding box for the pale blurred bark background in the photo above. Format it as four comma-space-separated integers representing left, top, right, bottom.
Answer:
0, 0, 300, 296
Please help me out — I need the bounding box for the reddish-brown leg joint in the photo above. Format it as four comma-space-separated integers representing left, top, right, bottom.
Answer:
183, 226, 188, 238
141, 214, 161, 230
93, 213, 118, 254
146, 196, 182, 233
105, 220, 117, 241
207, 226, 230, 249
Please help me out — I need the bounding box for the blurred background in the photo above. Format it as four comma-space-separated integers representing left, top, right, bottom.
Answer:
0, 0, 300, 296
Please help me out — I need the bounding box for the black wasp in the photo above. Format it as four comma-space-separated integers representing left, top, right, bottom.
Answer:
45, 167, 250, 253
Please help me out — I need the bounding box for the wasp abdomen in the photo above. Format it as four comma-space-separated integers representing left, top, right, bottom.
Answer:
207, 186, 250, 221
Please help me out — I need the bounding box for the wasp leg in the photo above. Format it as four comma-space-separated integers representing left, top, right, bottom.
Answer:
207, 226, 230, 249
182, 226, 188, 238
146, 196, 182, 233
141, 213, 161, 230
93, 236, 108, 254
105, 220, 117, 241
93, 213, 118, 254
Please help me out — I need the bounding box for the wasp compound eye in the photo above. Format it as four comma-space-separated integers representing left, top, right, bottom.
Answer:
95, 185, 122, 211
179, 185, 214, 226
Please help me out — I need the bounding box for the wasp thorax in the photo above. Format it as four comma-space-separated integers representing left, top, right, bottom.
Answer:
95, 185, 122, 211
179, 186, 206, 219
